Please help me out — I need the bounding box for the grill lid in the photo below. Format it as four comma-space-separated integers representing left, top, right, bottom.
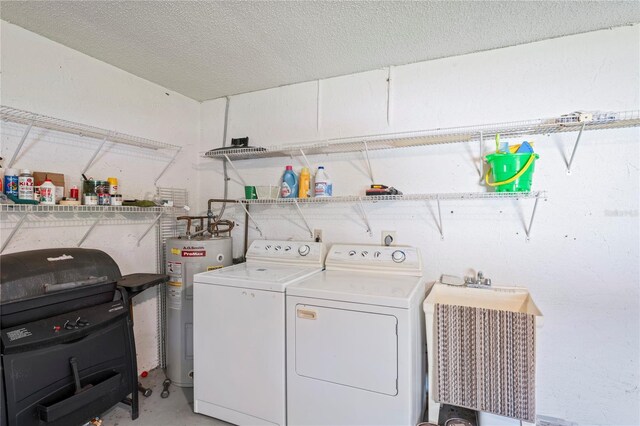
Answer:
0, 248, 122, 304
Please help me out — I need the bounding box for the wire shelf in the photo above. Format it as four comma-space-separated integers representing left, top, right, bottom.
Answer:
240, 191, 546, 205
1, 106, 180, 151
0, 204, 180, 213
203, 110, 640, 160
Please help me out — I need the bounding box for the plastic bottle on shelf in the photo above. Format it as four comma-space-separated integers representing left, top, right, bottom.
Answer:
298, 167, 310, 198
39, 179, 56, 205
280, 165, 298, 198
314, 166, 332, 197
18, 169, 34, 200
4, 168, 18, 196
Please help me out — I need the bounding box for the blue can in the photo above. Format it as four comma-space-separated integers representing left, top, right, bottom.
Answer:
4, 169, 19, 196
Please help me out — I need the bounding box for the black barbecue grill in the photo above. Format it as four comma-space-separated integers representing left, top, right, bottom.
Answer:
0, 248, 167, 426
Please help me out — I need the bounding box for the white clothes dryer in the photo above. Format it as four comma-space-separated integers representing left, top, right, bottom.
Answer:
286, 244, 430, 426
193, 239, 325, 426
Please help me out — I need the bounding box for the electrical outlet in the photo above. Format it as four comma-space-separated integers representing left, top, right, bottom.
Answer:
313, 229, 323, 242
381, 231, 396, 246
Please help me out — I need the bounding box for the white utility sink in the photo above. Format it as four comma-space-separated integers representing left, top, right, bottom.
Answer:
424, 282, 542, 316
423, 281, 543, 425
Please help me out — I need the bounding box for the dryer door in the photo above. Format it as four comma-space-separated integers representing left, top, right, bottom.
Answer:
294, 304, 398, 395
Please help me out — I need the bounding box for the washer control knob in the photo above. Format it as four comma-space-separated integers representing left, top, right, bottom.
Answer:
348, 250, 356, 257
361, 251, 368, 257
298, 245, 311, 256
392, 250, 406, 263
275, 245, 281, 251
285, 246, 292, 251
265, 245, 272, 250
374, 251, 381, 258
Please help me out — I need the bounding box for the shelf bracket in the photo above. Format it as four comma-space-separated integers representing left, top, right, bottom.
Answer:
566, 122, 586, 175
77, 214, 103, 247
362, 141, 375, 184
155, 148, 182, 186
524, 196, 540, 242
237, 201, 263, 237
299, 149, 312, 170
436, 197, 444, 240
137, 213, 163, 246
82, 136, 108, 176
357, 199, 373, 236
293, 200, 314, 238
8, 118, 35, 168
224, 155, 247, 186
1, 214, 28, 254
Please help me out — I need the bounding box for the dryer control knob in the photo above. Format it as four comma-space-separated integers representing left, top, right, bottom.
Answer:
298, 245, 310, 256
392, 250, 406, 263
348, 250, 356, 256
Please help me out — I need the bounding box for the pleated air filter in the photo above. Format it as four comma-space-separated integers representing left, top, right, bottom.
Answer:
434, 304, 536, 422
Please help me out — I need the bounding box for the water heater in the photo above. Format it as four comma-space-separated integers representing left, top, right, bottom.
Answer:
165, 216, 233, 387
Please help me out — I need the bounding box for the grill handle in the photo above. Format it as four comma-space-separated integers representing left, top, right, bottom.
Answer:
43, 276, 108, 293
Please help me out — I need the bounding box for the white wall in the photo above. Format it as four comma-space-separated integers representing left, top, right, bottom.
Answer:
200, 26, 640, 425
0, 21, 201, 371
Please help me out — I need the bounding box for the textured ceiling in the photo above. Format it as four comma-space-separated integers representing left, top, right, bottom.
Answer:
2, 1, 638, 101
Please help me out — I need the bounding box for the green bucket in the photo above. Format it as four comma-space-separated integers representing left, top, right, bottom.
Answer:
485, 152, 539, 192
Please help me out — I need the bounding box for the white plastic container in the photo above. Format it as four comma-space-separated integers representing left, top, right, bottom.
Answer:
39, 179, 56, 205
18, 169, 34, 200
314, 166, 332, 197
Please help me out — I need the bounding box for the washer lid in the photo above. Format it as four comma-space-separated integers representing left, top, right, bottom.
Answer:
194, 262, 323, 292
286, 270, 424, 308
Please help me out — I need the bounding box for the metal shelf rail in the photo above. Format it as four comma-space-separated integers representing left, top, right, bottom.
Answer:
0, 204, 182, 253
0, 106, 183, 183
238, 191, 547, 241
203, 110, 639, 160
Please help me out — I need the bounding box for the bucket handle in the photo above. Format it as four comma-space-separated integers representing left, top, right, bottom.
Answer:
485, 154, 536, 187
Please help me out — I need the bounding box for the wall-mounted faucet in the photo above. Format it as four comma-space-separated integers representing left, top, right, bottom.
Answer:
464, 271, 492, 288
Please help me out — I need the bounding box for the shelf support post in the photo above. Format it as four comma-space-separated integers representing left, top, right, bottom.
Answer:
8, 118, 35, 168
357, 199, 373, 236
436, 197, 444, 240
155, 148, 182, 186
1, 214, 28, 254
137, 212, 164, 246
293, 200, 314, 238
82, 136, 108, 176
77, 214, 103, 247
236, 201, 263, 237
566, 122, 586, 174
299, 149, 312, 170
224, 155, 247, 186
362, 141, 375, 184
525, 196, 540, 242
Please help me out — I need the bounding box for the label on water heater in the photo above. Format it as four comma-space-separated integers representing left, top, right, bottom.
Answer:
168, 285, 182, 309
181, 246, 206, 257
167, 261, 182, 276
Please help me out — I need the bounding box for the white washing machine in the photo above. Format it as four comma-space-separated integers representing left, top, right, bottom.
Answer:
286, 244, 429, 426
193, 239, 326, 426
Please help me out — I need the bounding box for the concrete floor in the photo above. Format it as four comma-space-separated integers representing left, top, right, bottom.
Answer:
101, 368, 230, 426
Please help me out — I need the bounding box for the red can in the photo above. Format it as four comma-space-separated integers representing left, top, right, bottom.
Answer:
70, 186, 79, 200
